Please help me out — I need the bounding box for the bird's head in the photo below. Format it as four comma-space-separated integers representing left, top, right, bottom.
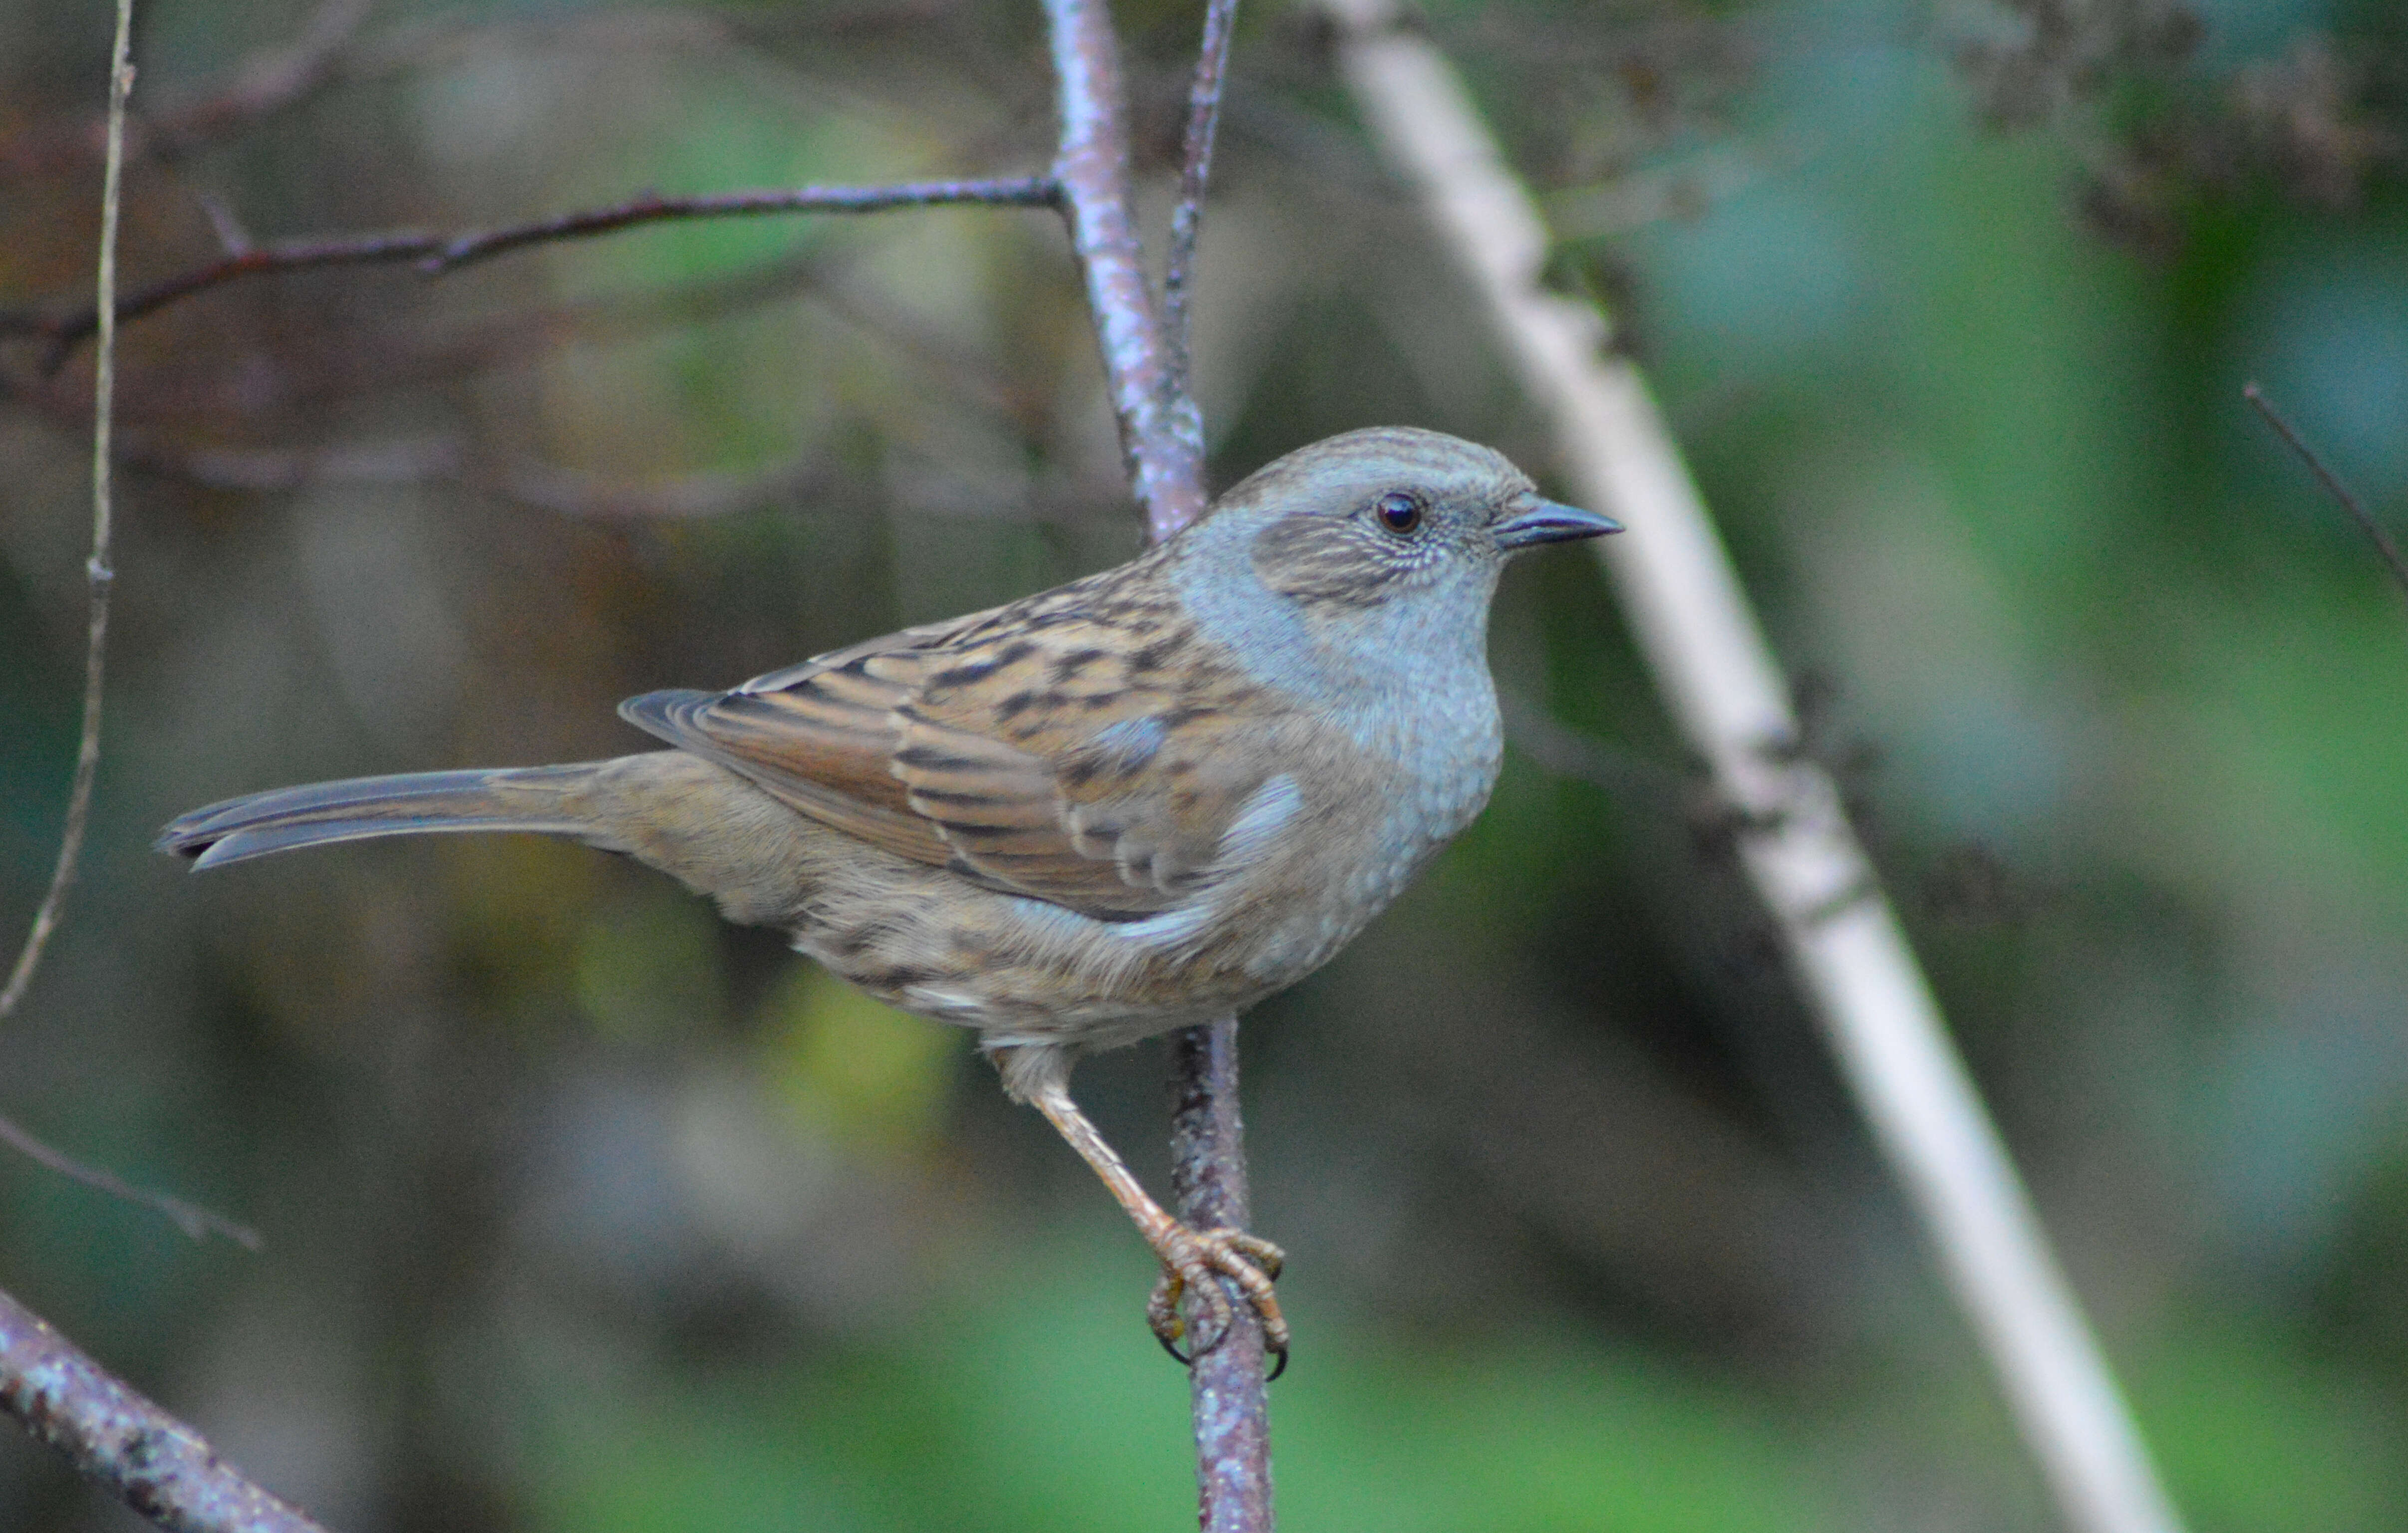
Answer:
1187, 427, 1618, 666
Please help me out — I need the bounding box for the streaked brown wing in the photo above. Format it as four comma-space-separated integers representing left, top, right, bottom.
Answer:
620, 587, 1285, 921
616, 663, 947, 869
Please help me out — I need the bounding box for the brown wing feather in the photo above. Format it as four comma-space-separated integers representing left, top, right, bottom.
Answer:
619, 563, 1287, 921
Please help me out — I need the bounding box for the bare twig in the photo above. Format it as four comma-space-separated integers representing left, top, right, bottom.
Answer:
1164, 0, 1241, 397
420, 177, 1061, 272
0, 0, 136, 1025
0, 1116, 258, 1249
2243, 381, 2408, 606
0, 1287, 328, 1533
4, 176, 1061, 370
1321, 5, 2186, 1533
1043, 0, 1207, 541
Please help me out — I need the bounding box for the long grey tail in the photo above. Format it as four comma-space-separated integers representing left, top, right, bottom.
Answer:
158, 764, 614, 871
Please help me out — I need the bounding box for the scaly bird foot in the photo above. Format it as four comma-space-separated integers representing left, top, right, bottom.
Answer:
1146, 1225, 1288, 1378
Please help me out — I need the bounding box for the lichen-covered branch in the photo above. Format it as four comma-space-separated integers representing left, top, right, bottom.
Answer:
0, 1289, 327, 1533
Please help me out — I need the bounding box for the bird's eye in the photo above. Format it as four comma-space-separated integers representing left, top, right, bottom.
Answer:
1373, 492, 1424, 536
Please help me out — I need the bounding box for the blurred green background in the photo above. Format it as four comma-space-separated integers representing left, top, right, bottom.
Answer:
2, 0, 2405, 1528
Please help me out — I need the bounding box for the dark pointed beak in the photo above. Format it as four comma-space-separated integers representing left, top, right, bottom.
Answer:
1492, 499, 1622, 552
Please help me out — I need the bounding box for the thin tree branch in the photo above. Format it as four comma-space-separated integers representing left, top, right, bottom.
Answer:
0, 1287, 328, 1533
1041, 3, 1268, 1529
3, 176, 1061, 370
419, 176, 1061, 272
1043, 0, 1207, 541
1163, 0, 1241, 399
2243, 381, 2408, 609
1320, 6, 2186, 1533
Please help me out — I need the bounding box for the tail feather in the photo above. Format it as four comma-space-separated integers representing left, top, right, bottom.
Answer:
159, 765, 612, 870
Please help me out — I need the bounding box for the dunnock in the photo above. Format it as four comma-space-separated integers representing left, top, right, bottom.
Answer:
160, 426, 1618, 1364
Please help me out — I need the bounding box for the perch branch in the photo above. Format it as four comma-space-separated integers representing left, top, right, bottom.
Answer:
1042, 3, 1269, 1530
1168, 1020, 1274, 1531
1320, 5, 2185, 1533
0, 3, 1267, 1527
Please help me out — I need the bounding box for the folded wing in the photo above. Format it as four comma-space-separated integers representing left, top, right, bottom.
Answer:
620, 590, 1290, 922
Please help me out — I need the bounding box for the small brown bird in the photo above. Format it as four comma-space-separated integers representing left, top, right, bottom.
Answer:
160, 426, 1618, 1365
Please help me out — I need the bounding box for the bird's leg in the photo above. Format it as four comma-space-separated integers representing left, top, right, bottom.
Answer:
1025, 1078, 1287, 1364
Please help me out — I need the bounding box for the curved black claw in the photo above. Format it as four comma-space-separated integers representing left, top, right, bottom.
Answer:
1145, 1224, 1288, 1375
1161, 1318, 1290, 1376
1154, 1308, 1286, 1379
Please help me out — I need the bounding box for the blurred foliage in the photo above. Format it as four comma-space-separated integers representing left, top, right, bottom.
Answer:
1, 0, 2406, 1528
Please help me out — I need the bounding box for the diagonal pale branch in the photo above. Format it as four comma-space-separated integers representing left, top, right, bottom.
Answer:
143, 0, 374, 155
1320, 5, 2186, 1533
